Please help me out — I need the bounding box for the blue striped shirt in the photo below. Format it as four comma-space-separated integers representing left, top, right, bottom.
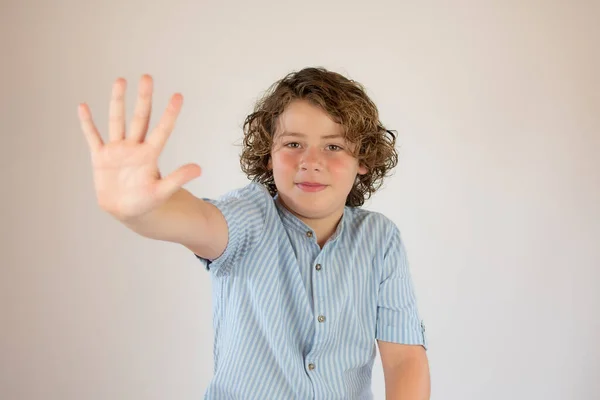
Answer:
196, 182, 427, 399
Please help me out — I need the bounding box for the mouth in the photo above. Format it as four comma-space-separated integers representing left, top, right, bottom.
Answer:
296, 182, 327, 192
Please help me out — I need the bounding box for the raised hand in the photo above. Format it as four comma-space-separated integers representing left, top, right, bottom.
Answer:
78, 75, 201, 222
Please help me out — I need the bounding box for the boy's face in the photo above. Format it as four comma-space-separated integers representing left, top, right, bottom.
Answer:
268, 99, 367, 221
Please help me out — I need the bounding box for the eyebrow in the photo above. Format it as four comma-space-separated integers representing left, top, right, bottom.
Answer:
278, 131, 345, 140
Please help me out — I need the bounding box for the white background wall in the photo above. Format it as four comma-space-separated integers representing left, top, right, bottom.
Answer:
1, 1, 598, 399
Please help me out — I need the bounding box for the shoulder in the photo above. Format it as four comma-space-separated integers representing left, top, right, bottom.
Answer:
201, 182, 275, 232
205, 182, 273, 213
348, 207, 400, 237
214, 182, 272, 203
344, 207, 402, 251
197, 183, 274, 275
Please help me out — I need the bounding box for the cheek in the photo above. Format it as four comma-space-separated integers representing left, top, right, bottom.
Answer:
272, 152, 298, 172
328, 156, 358, 175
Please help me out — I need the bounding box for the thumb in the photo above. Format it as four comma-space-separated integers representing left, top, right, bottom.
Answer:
156, 163, 202, 199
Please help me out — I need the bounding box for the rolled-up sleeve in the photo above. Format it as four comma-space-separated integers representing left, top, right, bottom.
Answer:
195, 183, 268, 277
375, 225, 428, 350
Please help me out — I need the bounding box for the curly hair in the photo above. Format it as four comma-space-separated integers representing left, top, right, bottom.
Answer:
239, 67, 398, 207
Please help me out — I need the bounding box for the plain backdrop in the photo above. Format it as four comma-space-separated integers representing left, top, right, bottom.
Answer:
1, 1, 599, 399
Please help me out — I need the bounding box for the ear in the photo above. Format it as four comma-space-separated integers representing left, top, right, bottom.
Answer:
267, 157, 273, 170
357, 164, 368, 175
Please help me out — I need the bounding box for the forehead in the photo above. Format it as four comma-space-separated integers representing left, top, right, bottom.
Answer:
275, 99, 344, 139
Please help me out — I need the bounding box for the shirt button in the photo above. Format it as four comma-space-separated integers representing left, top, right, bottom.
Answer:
315, 264, 322, 271
318, 315, 326, 323
308, 363, 315, 370
306, 231, 313, 238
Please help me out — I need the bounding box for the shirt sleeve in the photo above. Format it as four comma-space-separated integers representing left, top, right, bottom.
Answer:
194, 183, 268, 277
375, 224, 428, 350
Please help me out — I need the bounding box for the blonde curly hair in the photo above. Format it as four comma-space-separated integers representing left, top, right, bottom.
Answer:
239, 67, 398, 207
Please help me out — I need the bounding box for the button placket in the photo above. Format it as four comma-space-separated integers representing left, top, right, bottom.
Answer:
312, 252, 331, 357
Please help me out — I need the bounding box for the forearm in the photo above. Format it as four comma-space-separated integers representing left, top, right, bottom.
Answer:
121, 188, 212, 246
384, 356, 430, 400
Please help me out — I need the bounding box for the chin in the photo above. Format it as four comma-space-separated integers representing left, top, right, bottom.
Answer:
291, 204, 331, 220
284, 189, 342, 218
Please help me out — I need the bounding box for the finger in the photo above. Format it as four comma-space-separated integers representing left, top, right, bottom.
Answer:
128, 74, 153, 142
108, 78, 127, 142
146, 93, 183, 151
156, 163, 202, 199
78, 103, 104, 152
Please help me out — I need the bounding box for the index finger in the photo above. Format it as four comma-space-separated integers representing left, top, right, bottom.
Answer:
146, 93, 183, 150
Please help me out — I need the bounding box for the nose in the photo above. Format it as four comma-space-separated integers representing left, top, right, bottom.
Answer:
300, 147, 323, 171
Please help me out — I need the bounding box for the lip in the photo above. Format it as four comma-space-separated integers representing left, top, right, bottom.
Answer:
296, 182, 327, 192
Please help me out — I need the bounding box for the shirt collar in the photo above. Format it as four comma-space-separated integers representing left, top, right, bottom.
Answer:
273, 193, 348, 247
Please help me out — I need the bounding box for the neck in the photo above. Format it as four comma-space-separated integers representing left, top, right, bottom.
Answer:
278, 197, 344, 248
301, 212, 343, 248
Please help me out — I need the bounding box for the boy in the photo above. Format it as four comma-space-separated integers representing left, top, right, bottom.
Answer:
78, 67, 429, 399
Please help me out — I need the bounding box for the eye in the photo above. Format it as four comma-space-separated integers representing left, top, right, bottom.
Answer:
285, 142, 300, 148
327, 144, 343, 151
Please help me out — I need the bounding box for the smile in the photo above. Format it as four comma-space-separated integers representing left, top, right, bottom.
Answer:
296, 182, 327, 192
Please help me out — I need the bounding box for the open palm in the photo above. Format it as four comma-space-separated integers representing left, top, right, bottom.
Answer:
78, 75, 201, 221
